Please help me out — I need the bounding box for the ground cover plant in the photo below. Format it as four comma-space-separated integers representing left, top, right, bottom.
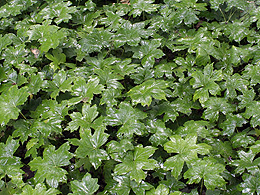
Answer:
0, 0, 260, 194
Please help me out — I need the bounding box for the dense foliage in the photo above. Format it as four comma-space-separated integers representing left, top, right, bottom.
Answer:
1, 0, 260, 194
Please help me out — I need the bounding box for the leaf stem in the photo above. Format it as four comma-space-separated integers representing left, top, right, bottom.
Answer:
20, 111, 27, 120
200, 178, 204, 195
227, 8, 236, 23
219, 8, 227, 23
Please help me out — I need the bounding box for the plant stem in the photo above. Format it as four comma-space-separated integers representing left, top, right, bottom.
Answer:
200, 179, 204, 195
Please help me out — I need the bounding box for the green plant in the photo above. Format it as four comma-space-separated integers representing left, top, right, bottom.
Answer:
0, 0, 260, 194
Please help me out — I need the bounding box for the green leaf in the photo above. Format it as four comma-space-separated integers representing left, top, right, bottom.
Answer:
70, 127, 109, 169
107, 139, 134, 161
155, 62, 176, 79
238, 171, 260, 194
167, 0, 207, 25
100, 10, 124, 30
164, 134, 211, 178
184, 158, 226, 190
223, 21, 252, 42
114, 21, 153, 47
66, 104, 98, 132
27, 20, 66, 52
2, 44, 28, 67
19, 183, 60, 195
112, 58, 139, 77
114, 145, 157, 183
250, 6, 260, 29
94, 68, 124, 89
146, 184, 169, 195
206, 139, 235, 163
232, 150, 260, 175
30, 100, 68, 137
243, 62, 260, 86
109, 174, 153, 195
0, 0, 37, 18
29, 142, 73, 188
38, 1, 77, 24
0, 136, 24, 188
159, 172, 186, 192
46, 70, 74, 99
146, 119, 172, 146
28, 142, 73, 188
105, 102, 147, 138
156, 96, 198, 123
223, 73, 249, 99
69, 173, 99, 195
130, 66, 155, 84
237, 89, 255, 109
243, 101, 260, 128
176, 120, 210, 138
85, 54, 118, 70
190, 64, 222, 103
219, 114, 247, 136
250, 140, 260, 154
0, 33, 13, 53
202, 97, 235, 122
132, 39, 164, 68
71, 76, 104, 103
130, 0, 159, 17
100, 88, 122, 107
231, 131, 254, 148
0, 86, 29, 126
45, 49, 66, 71
27, 73, 45, 95
85, 0, 96, 11
79, 29, 113, 54
13, 119, 37, 143
128, 79, 168, 106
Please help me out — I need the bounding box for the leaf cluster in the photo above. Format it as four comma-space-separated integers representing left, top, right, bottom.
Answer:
1, 0, 260, 194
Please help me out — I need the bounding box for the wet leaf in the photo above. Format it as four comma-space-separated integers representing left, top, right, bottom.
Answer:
28, 142, 73, 188
184, 158, 226, 190
69, 173, 99, 195
70, 127, 109, 169
164, 134, 211, 178
128, 79, 168, 106
0, 86, 29, 126
114, 145, 157, 183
